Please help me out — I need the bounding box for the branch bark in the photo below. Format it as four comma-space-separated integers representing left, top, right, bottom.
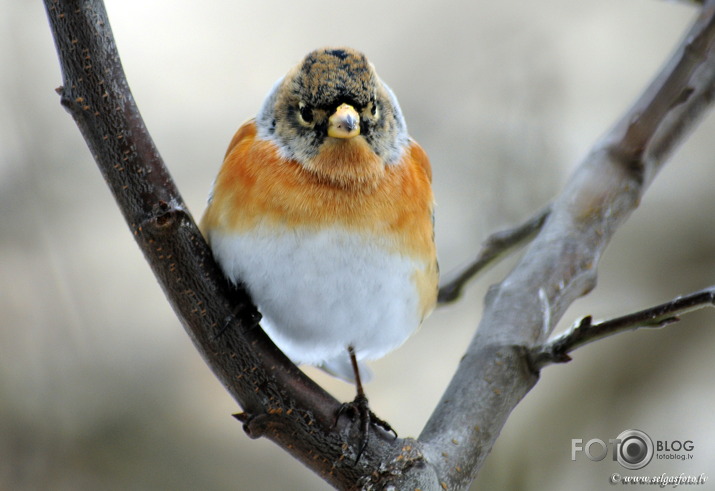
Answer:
43, 1, 409, 488
411, 2, 715, 488
43, 0, 715, 489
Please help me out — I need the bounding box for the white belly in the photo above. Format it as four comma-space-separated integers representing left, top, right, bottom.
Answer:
209, 225, 423, 372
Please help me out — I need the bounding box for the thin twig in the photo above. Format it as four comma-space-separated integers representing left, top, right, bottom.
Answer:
529, 287, 715, 370
437, 206, 551, 304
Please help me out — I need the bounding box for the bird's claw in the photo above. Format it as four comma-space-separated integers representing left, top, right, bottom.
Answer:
335, 393, 397, 463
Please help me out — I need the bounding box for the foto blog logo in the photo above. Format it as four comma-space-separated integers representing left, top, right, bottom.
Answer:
571, 429, 657, 470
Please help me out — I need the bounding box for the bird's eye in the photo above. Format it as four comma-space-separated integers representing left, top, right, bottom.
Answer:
298, 103, 313, 124
371, 100, 378, 116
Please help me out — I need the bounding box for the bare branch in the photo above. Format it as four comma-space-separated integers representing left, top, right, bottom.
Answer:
42, 1, 417, 488
529, 287, 715, 370
438, 206, 550, 304
410, 1, 715, 489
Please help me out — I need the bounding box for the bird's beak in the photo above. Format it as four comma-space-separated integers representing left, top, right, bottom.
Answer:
327, 103, 361, 139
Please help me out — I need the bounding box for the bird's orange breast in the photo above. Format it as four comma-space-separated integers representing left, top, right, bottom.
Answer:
201, 120, 435, 262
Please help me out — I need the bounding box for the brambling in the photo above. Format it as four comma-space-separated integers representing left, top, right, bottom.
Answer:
201, 47, 437, 442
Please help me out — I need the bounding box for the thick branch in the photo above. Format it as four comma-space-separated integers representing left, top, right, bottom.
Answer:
43, 1, 423, 488
410, 2, 715, 489
529, 287, 715, 370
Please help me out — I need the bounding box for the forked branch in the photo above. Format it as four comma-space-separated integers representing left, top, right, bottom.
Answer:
410, 2, 715, 489
44, 0, 715, 489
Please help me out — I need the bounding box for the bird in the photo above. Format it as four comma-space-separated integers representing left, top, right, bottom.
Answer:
200, 47, 437, 450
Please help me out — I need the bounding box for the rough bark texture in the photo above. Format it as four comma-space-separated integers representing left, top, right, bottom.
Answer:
44, 1, 409, 488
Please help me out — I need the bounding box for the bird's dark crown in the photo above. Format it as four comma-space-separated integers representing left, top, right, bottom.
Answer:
294, 48, 377, 110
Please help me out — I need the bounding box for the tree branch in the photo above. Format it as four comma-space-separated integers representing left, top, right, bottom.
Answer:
437, 205, 550, 304
43, 1, 415, 488
410, 1, 715, 489
43, 0, 715, 489
529, 287, 715, 370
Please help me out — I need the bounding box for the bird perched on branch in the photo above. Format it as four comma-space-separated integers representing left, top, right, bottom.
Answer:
201, 47, 437, 449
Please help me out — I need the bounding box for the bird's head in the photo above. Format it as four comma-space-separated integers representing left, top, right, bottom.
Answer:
256, 47, 409, 170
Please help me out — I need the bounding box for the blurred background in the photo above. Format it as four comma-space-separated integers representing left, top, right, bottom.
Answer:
2, 0, 714, 489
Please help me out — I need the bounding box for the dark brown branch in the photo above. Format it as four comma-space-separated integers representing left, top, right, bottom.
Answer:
529, 287, 715, 370
43, 1, 421, 488
437, 206, 550, 304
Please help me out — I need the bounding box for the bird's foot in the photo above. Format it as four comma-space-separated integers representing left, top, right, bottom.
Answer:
335, 393, 397, 462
